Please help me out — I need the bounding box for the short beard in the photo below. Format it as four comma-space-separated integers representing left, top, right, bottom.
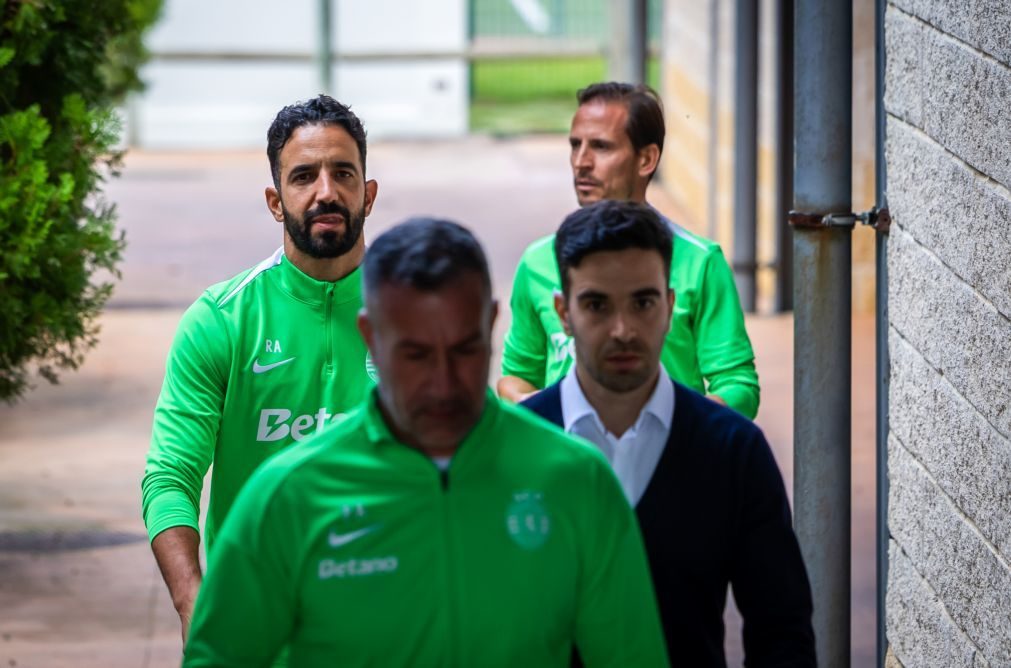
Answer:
578, 339, 655, 394
586, 364, 654, 394
283, 200, 365, 259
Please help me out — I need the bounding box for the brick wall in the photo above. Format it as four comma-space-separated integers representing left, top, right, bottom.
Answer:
885, 1, 1011, 664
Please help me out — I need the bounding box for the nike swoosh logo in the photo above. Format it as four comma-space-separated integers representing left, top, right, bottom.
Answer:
328, 525, 379, 548
252, 357, 295, 374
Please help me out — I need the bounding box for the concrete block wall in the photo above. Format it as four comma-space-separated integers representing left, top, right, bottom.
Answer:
885, 1, 1011, 664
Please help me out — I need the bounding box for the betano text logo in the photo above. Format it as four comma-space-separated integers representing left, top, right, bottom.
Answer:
256, 407, 346, 442
318, 556, 398, 580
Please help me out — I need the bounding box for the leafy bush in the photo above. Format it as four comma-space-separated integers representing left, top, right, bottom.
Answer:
0, 0, 162, 401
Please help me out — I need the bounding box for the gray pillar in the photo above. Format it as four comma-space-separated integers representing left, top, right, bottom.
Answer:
793, 0, 853, 664
609, 0, 648, 83
318, 0, 334, 95
874, 0, 890, 663
773, 0, 794, 312
732, 0, 759, 311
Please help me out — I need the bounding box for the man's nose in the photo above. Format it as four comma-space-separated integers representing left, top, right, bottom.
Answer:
429, 353, 457, 395
573, 145, 591, 169
314, 171, 339, 204
610, 313, 635, 341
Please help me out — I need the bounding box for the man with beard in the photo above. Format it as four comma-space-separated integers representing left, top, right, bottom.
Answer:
522, 201, 815, 666
142, 95, 378, 645
183, 218, 668, 667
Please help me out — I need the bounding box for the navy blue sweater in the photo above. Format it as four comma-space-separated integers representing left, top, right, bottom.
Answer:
522, 380, 815, 667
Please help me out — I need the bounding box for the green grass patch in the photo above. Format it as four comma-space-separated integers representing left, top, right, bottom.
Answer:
470, 57, 662, 133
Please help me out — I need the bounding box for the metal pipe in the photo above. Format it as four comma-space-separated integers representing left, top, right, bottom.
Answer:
773, 0, 794, 312
732, 0, 758, 312
706, 0, 722, 241
792, 0, 853, 664
874, 0, 890, 661
318, 0, 333, 95
609, 0, 647, 83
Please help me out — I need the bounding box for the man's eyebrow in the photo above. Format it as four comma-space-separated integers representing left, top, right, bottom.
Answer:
287, 163, 317, 178
632, 288, 663, 298
288, 160, 359, 178
394, 331, 483, 351
576, 289, 609, 300
329, 159, 359, 173
451, 332, 483, 350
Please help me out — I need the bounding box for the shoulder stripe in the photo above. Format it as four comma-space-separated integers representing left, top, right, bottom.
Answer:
669, 222, 709, 251
217, 247, 284, 307
654, 209, 710, 252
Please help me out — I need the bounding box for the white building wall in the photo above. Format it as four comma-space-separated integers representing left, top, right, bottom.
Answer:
131, 0, 468, 148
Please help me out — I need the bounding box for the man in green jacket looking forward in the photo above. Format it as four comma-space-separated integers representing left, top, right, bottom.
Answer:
183, 219, 669, 667
498, 82, 760, 418
142, 95, 379, 643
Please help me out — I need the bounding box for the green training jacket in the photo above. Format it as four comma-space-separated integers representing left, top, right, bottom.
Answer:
502, 218, 760, 418
183, 390, 669, 668
142, 248, 375, 553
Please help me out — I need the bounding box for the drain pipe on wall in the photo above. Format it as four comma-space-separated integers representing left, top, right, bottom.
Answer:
772, 0, 793, 313
732, 0, 758, 311
790, 0, 854, 663
874, 0, 891, 661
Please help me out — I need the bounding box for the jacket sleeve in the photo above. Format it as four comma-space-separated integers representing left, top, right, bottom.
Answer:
183, 465, 295, 667
141, 296, 229, 542
574, 456, 670, 667
501, 254, 549, 387
694, 247, 761, 419
730, 428, 817, 666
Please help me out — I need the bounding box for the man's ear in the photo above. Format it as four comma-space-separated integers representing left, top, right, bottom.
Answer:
489, 299, 499, 333
357, 309, 374, 350
554, 291, 573, 336
265, 186, 284, 223
637, 144, 661, 180
665, 288, 676, 331
363, 179, 379, 217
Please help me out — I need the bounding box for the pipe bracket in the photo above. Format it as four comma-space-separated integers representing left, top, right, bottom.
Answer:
789, 206, 890, 233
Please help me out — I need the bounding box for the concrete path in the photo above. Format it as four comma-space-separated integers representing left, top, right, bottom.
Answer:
0, 137, 877, 666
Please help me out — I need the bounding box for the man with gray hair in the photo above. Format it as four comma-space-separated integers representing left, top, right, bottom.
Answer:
183, 218, 669, 667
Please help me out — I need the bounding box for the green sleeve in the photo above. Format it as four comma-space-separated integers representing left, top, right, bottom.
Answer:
183, 465, 296, 667
574, 458, 670, 667
501, 255, 548, 387
141, 297, 228, 542
694, 248, 761, 419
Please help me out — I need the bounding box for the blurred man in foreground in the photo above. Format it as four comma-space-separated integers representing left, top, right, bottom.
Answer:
183, 218, 669, 667
522, 201, 815, 666
499, 82, 759, 419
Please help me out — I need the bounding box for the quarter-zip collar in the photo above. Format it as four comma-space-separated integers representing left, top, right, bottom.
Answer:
361, 388, 500, 472
272, 250, 362, 306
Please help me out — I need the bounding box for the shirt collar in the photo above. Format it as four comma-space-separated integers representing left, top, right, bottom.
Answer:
274, 249, 363, 306
362, 387, 500, 453
560, 366, 675, 436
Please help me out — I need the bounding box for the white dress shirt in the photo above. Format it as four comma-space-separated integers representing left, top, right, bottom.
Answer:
560, 367, 675, 506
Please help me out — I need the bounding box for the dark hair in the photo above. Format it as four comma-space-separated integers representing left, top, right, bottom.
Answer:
577, 82, 665, 171
266, 94, 368, 188
555, 200, 672, 296
362, 218, 491, 303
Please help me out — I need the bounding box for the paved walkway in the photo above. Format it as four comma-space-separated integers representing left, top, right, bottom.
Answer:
0, 138, 877, 666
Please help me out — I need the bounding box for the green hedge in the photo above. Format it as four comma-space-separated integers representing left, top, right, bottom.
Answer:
0, 0, 162, 401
